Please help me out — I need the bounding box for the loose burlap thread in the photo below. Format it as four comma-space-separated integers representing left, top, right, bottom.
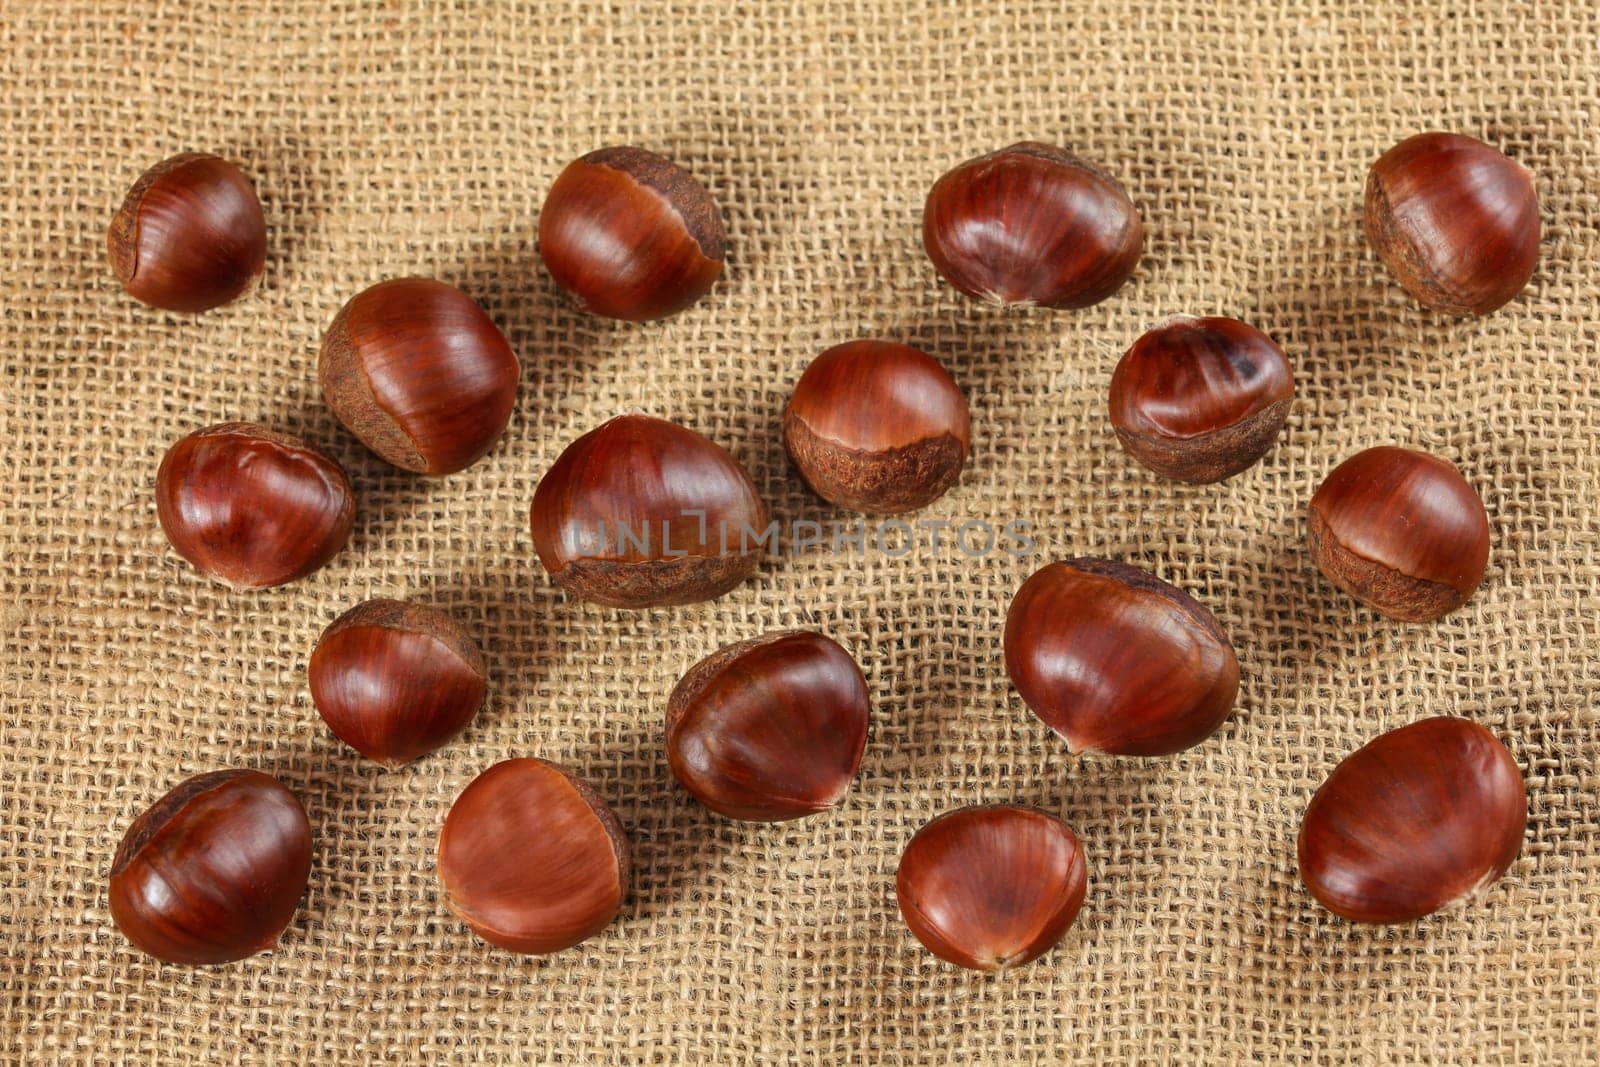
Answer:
3, 1, 1598, 1063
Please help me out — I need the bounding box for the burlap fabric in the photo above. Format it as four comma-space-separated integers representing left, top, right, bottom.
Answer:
4, 1, 1598, 1063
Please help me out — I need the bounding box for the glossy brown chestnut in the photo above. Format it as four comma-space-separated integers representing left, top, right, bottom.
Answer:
530, 414, 767, 608
438, 758, 630, 954
783, 340, 971, 514
319, 277, 520, 475
1005, 558, 1239, 756
1109, 316, 1294, 483
155, 422, 355, 588
109, 769, 312, 965
896, 804, 1087, 971
1308, 446, 1490, 622
666, 631, 870, 821
309, 599, 487, 767
1298, 717, 1526, 924
108, 153, 267, 312
538, 146, 725, 321
922, 142, 1143, 309
1364, 132, 1540, 315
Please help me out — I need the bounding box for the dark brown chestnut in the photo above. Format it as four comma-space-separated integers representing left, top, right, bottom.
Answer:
107, 153, 267, 313
437, 758, 630, 955
155, 422, 355, 588
530, 414, 767, 608
666, 631, 869, 821
308, 599, 487, 767
1004, 558, 1239, 756
1308, 446, 1490, 622
1298, 717, 1526, 924
783, 340, 971, 514
1364, 132, 1539, 315
896, 804, 1087, 971
109, 769, 312, 965
1109, 315, 1294, 483
319, 277, 520, 475
922, 141, 1143, 309
538, 146, 725, 321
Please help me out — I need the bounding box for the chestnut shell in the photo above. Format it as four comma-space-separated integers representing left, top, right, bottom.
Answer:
922, 141, 1143, 309
896, 804, 1088, 971
437, 758, 630, 955
666, 630, 870, 821
530, 414, 768, 608
1308, 446, 1490, 622
108, 769, 312, 965
1298, 716, 1526, 924
1004, 558, 1239, 756
783, 340, 971, 514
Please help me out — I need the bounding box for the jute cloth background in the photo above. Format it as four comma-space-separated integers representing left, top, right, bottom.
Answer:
3, 1, 1598, 1063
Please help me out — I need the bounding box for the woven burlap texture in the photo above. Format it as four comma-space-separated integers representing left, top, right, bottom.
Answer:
3, 1, 1598, 1063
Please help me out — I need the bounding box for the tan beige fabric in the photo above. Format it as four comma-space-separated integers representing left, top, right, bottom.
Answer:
4, 1, 1598, 1063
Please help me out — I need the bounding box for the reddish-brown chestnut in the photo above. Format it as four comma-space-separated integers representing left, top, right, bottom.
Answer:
783, 340, 971, 514
1109, 316, 1294, 483
1005, 558, 1239, 756
109, 769, 312, 965
896, 804, 1087, 971
538, 146, 725, 321
319, 277, 520, 475
1298, 717, 1526, 924
108, 153, 267, 312
922, 142, 1143, 309
530, 414, 767, 608
1308, 446, 1490, 622
1364, 132, 1539, 315
156, 422, 355, 588
666, 631, 870, 821
308, 599, 487, 767
438, 758, 630, 955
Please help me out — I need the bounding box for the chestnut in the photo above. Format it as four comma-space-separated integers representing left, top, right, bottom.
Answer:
538, 146, 725, 321
107, 153, 267, 313
1005, 558, 1239, 756
109, 769, 312, 965
1108, 316, 1294, 483
1308, 446, 1490, 622
308, 599, 487, 767
530, 414, 767, 608
155, 422, 355, 588
1364, 133, 1539, 316
319, 277, 520, 475
1298, 717, 1526, 924
437, 758, 630, 954
666, 631, 869, 821
922, 141, 1143, 309
783, 340, 971, 514
896, 804, 1087, 971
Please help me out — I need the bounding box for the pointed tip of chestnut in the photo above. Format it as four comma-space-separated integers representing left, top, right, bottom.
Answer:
1364, 132, 1539, 316
1005, 558, 1239, 756
666, 630, 870, 822
1308, 446, 1490, 622
1298, 717, 1526, 924
155, 422, 355, 588
538, 146, 726, 321
438, 758, 630, 954
783, 340, 971, 514
530, 414, 768, 608
922, 141, 1143, 310
309, 598, 487, 766
1109, 315, 1294, 483
108, 153, 267, 313
896, 804, 1088, 971
109, 769, 312, 965
319, 277, 520, 475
